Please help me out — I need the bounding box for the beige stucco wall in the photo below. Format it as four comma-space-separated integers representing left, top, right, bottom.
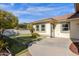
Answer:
33, 22, 70, 38
33, 23, 51, 37
33, 19, 79, 39
54, 23, 70, 38
70, 20, 79, 39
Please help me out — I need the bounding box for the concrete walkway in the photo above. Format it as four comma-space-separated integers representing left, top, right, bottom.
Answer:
29, 38, 77, 56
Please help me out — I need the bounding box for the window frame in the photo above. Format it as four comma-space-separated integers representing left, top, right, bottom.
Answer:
61, 22, 70, 32
41, 24, 46, 31
36, 25, 39, 31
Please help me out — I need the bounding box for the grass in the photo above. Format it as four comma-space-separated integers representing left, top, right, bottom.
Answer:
10, 34, 31, 38
7, 34, 33, 55
2, 34, 42, 55
11, 34, 34, 44
9, 44, 26, 55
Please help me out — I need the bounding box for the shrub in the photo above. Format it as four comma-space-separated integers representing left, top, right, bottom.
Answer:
0, 39, 8, 51
31, 33, 40, 38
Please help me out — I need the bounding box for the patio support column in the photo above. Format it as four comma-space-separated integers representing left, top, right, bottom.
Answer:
50, 23, 53, 38
50, 20, 57, 38
50, 23, 55, 38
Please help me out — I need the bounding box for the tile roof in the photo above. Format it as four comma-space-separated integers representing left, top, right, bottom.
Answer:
32, 12, 79, 24
32, 18, 55, 24
53, 12, 79, 20
53, 13, 74, 20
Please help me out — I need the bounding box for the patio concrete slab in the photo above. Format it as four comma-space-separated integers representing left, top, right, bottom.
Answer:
29, 38, 77, 56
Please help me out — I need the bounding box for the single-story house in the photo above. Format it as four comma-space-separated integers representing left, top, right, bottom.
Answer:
31, 3, 79, 39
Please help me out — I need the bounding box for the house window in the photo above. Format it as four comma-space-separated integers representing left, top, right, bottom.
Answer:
36, 25, 39, 31
62, 22, 70, 32
41, 24, 45, 31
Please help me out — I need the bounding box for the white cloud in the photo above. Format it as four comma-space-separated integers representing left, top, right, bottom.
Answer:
26, 7, 54, 12
13, 10, 43, 16
0, 4, 74, 21
0, 4, 70, 16
10, 7, 54, 16
0, 4, 15, 11
13, 6, 63, 16
10, 3, 15, 6
0, 4, 9, 9
7, 6, 71, 17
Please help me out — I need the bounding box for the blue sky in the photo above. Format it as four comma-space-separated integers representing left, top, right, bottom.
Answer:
0, 3, 75, 23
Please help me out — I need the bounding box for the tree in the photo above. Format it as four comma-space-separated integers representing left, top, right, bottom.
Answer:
27, 24, 40, 38
0, 10, 18, 34
27, 24, 34, 34
0, 39, 8, 51
18, 23, 27, 29
0, 10, 18, 52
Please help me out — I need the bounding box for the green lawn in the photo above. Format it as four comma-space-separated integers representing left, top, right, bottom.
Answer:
10, 34, 31, 38
9, 43, 26, 55
3, 34, 42, 55
10, 34, 34, 45
7, 34, 34, 55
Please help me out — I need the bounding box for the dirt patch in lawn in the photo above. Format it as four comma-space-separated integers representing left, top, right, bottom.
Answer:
69, 42, 79, 55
